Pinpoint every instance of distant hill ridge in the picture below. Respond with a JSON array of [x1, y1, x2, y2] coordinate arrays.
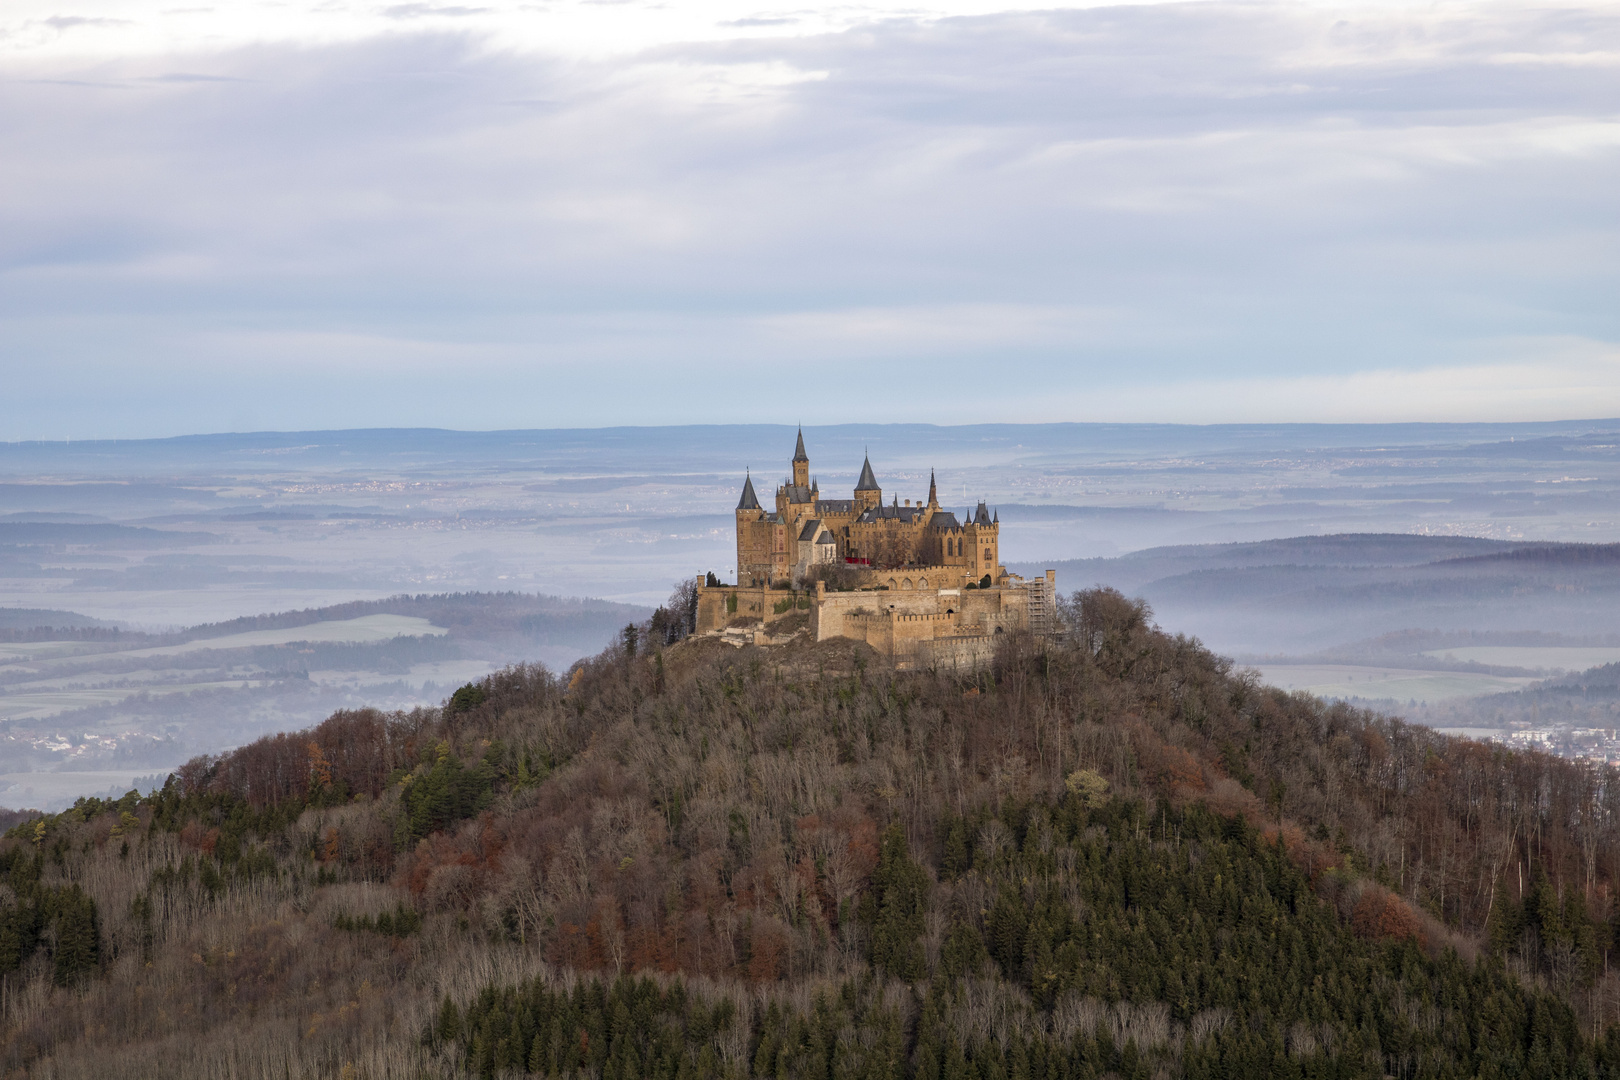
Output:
[[181, 590, 648, 642], [1009, 532, 1620, 655]]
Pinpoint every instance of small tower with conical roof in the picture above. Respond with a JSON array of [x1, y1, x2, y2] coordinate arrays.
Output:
[[791, 428, 810, 489], [735, 470, 767, 585], [927, 469, 939, 509], [854, 453, 882, 512]]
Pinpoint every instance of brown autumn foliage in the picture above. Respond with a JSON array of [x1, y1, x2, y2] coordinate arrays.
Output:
[[1350, 885, 1428, 947], [5, 589, 1620, 1076]]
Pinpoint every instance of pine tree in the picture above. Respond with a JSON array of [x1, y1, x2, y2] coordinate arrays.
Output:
[[863, 824, 929, 981], [50, 886, 98, 987]]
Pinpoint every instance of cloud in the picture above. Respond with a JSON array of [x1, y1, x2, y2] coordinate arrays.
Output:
[[0, 3, 1616, 436], [42, 14, 130, 30], [381, 4, 492, 18]]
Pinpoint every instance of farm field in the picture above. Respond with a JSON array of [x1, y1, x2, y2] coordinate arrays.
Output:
[[1252, 664, 1539, 704], [122, 614, 447, 658]]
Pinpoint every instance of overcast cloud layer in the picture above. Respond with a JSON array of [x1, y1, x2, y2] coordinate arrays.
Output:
[[2, 0, 1617, 436]]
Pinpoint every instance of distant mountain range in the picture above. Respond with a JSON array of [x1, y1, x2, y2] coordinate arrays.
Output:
[[1011, 533, 1620, 656]]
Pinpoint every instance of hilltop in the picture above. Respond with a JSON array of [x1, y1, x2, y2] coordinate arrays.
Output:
[[3, 590, 1620, 1078]]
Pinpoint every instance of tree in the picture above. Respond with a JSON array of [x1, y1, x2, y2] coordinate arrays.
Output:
[[650, 579, 699, 646], [448, 682, 488, 716], [50, 885, 99, 987], [861, 824, 929, 980]]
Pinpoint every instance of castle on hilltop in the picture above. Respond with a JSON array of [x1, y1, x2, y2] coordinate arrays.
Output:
[[696, 431, 1055, 669], [734, 428, 1004, 590]]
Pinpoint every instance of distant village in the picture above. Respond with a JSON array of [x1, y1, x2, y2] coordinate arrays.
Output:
[[1501, 723, 1620, 765]]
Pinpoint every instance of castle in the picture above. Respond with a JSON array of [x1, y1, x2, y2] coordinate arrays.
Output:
[[695, 431, 1055, 668]]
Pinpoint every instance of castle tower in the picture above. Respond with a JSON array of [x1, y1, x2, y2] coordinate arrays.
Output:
[[792, 428, 810, 489], [735, 471, 764, 585], [854, 454, 882, 511], [965, 500, 1000, 582], [927, 469, 939, 509]]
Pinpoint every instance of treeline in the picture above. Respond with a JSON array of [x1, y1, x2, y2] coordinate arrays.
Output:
[[0, 626, 128, 644], [7, 589, 1620, 1077], [1401, 662, 1620, 734]]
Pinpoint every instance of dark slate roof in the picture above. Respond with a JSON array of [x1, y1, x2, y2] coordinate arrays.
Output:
[[793, 428, 808, 463], [816, 499, 854, 514], [973, 502, 992, 525], [855, 455, 880, 492], [929, 512, 961, 530], [798, 518, 824, 541], [737, 473, 760, 511], [857, 504, 924, 523], [782, 483, 813, 503]]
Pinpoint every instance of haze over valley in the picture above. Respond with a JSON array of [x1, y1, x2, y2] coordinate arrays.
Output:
[[5, 419, 1620, 808]]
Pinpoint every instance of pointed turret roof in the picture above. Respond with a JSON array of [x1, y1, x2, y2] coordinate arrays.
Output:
[[855, 454, 880, 492], [927, 470, 938, 506], [792, 427, 808, 463], [737, 471, 761, 511], [974, 501, 991, 525]]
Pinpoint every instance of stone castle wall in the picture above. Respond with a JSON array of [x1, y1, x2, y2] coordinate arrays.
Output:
[[695, 572, 1054, 670]]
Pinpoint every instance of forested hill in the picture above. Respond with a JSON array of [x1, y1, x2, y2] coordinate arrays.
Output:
[[6, 590, 1620, 1078]]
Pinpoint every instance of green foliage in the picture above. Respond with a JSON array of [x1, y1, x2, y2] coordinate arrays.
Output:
[[0, 850, 100, 984], [50, 884, 100, 987], [860, 824, 929, 981], [450, 682, 489, 715], [334, 901, 422, 937], [403, 752, 495, 842]]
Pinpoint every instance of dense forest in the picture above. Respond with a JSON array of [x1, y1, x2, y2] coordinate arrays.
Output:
[[5, 588, 1620, 1078]]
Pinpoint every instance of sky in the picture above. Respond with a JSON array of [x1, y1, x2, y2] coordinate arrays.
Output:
[[2, 0, 1617, 437]]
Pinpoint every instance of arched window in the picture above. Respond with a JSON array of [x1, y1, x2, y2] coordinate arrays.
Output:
[[902, 578, 913, 590], [919, 578, 928, 588]]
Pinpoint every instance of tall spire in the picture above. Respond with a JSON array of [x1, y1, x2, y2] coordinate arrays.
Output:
[[792, 427, 808, 463], [855, 454, 880, 492], [927, 469, 938, 506], [737, 470, 761, 511]]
